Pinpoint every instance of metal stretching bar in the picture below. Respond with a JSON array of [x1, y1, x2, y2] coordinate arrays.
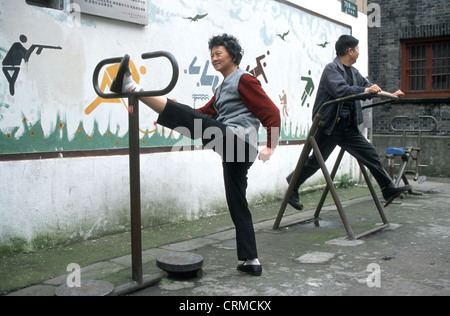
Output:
[[387, 115, 438, 188], [273, 92, 398, 240], [93, 52, 179, 286]]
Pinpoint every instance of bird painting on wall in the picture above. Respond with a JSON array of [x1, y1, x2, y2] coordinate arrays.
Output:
[[317, 41, 330, 48], [276, 30, 290, 41], [184, 13, 209, 22]]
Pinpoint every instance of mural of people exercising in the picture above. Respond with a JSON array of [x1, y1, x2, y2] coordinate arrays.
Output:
[[2, 35, 61, 96]]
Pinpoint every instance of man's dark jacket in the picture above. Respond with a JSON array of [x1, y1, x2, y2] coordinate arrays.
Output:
[[312, 57, 373, 135]]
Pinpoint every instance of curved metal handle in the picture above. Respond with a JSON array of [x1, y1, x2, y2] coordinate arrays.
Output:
[[318, 92, 398, 115], [390, 115, 438, 133], [93, 51, 179, 100]]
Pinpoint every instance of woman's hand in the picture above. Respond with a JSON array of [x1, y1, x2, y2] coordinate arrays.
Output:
[[258, 147, 274, 163]]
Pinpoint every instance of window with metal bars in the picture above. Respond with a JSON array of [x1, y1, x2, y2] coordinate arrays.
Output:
[[401, 37, 450, 98]]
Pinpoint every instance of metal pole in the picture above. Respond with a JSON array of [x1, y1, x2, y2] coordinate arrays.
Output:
[[314, 148, 346, 218], [92, 52, 179, 293], [128, 95, 143, 284], [358, 161, 389, 225], [272, 117, 322, 229], [309, 136, 355, 240]]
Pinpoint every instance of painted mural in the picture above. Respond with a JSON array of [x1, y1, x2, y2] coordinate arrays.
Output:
[[2, 35, 62, 96], [0, 0, 350, 155]]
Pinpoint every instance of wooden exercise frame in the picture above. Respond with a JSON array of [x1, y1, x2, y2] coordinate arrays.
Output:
[[273, 93, 399, 240]]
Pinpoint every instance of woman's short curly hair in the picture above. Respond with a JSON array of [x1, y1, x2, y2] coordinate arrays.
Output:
[[208, 34, 244, 65]]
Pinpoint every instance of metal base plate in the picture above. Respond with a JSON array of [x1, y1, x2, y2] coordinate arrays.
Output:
[[156, 252, 203, 273], [55, 280, 115, 296]]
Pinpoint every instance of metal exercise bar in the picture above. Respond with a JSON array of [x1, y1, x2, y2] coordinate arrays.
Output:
[[390, 115, 438, 135], [387, 115, 438, 187], [273, 92, 398, 240], [93, 51, 179, 99], [93, 52, 179, 286], [362, 97, 450, 110]]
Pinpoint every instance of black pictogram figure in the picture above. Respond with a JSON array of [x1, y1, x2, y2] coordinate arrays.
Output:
[[2, 35, 62, 96]]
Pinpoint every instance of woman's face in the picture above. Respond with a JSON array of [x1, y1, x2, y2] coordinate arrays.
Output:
[[210, 45, 237, 77]]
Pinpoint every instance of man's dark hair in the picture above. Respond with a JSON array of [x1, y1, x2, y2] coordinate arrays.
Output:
[[335, 35, 359, 56], [209, 34, 244, 65]]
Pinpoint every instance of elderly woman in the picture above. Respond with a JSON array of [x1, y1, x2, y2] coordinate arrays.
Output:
[[111, 34, 281, 276]]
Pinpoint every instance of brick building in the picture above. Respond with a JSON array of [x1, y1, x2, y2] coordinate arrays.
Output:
[[367, 0, 450, 176]]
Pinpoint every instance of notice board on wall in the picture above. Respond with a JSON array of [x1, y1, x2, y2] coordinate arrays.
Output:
[[71, 0, 148, 25]]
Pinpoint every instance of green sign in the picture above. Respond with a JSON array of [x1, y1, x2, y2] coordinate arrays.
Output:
[[342, 0, 358, 18]]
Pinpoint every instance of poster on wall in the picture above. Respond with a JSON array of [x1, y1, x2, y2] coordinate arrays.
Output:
[[0, 0, 350, 156], [71, 0, 148, 25]]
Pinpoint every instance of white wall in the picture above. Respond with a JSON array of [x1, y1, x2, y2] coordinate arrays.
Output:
[[0, 0, 368, 251], [292, 0, 370, 75]]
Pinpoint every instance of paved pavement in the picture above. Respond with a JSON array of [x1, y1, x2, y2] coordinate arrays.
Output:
[[3, 178, 450, 296]]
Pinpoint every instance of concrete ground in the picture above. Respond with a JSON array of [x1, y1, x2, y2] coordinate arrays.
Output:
[[2, 177, 450, 296]]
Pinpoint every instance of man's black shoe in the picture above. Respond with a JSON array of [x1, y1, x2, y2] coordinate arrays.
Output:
[[382, 184, 411, 207], [237, 264, 262, 276], [110, 54, 131, 93], [288, 191, 304, 211]]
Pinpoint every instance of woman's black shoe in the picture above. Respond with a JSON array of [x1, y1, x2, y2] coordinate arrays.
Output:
[[110, 54, 131, 93], [237, 264, 262, 276]]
